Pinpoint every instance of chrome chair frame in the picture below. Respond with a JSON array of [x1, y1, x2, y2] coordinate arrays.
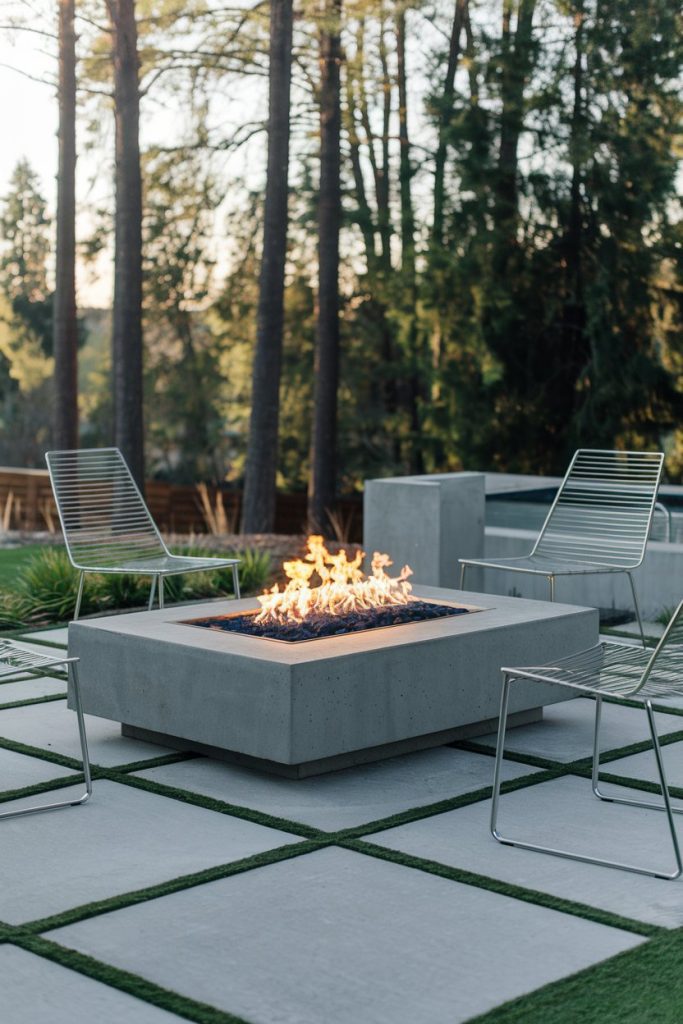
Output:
[[491, 600, 683, 879], [46, 448, 241, 619], [459, 450, 665, 647], [0, 642, 92, 818]]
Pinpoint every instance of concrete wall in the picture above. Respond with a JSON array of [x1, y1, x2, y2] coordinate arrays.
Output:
[[480, 527, 681, 619], [363, 473, 485, 588]]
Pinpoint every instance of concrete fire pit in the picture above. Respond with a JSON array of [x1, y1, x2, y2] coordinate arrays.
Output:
[[68, 586, 597, 777]]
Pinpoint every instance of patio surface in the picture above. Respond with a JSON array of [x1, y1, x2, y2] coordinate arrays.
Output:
[[2, 625, 683, 1023]]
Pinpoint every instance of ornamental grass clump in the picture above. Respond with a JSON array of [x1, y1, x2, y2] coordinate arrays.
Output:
[[0, 546, 272, 627]]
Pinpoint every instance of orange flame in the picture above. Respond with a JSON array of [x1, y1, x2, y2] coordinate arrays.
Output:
[[255, 535, 413, 624]]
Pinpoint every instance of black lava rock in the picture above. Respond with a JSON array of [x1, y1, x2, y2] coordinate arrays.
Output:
[[185, 600, 469, 643]]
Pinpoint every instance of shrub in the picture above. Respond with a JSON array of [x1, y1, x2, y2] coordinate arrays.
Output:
[[1, 545, 273, 626]]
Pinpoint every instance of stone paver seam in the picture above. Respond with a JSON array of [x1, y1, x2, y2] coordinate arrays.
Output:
[[340, 838, 661, 939], [0, 693, 67, 712], [12, 933, 254, 1024], [17, 838, 330, 935]]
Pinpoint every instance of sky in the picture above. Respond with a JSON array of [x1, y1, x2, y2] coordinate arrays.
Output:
[[0, 22, 117, 306]]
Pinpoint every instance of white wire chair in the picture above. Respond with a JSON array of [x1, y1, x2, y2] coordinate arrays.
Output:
[[459, 450, 664, 646], [46, 448, 241, 619], [0, 642, 92, 817], [491, 600, 683, 879]]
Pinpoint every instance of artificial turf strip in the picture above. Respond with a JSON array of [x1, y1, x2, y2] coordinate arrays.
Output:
[[0, 692, 67, 711], [13, 934, 254, 1024], [14, 634, 69, 651], [0, 773, 86, 806], [334, 767, 563, 841], [19, 838, 329, 935], [453, 738, 560, 770], [466, 927, 683, 1024], [0, 733, 85, 771], [342, 838, 661, 939], [113, 751, 202, 773]]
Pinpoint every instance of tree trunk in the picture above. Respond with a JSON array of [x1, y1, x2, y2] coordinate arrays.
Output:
[[396, 5, 423, 472], [53, 0, 79, 450], [308, 0, 342, 534], [493, 0, 536, 271], [432, 0, 467, 249], [107, 0, 144, 487], [241, 0, 294, 533]]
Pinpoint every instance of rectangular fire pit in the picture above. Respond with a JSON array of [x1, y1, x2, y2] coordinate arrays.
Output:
[[67, 586, 597, 777]]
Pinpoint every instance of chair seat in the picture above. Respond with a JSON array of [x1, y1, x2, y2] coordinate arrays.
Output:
[[460, 553, 628, 575], [0, 640, 72, 679], [503, 640, 682, 701], [94, 554, 241, 575]]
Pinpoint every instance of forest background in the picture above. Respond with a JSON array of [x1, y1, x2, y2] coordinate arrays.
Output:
[[0, 0, 680, 533]]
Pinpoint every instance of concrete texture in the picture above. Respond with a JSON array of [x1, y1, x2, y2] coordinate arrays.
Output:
[[68, 588, 597, 772], [363, 472, 485, 588], [0, 675, 66, 704], [370, 774, 683, 928], [0, 701, 179, 767], [480, 526, 681, 620], [23, 627, 70, 645], [0, 779, 296, 924], [135, 745, 541, 831], [48, 846, 641, 1024], [0, 946, 180, 1024], [0, 746, 78, 788], [476, 695, 683, 763]]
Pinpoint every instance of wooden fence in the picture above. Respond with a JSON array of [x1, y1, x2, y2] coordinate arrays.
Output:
[[0, 467, 363, 540]]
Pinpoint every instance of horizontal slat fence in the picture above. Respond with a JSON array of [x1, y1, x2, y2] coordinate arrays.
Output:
[[0, 468, 363, 541]]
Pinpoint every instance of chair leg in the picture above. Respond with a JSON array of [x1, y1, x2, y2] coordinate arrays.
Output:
[[625, 571, 646, 649], [148, 576, 157, 611], [74, 571, 85, 620], [158, 576, 165, 609], [592, 696, 683, 816], [460, 563, 467, 590], [645, 700, 683, 878], [232, 563, 241, 600], [548, 575, 555, 601], [490, 674, 512, 843], [0, 661, 92, 820], [491, 678, 682, 878]]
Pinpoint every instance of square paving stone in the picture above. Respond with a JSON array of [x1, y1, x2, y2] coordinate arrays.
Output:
[[0, 946, 181, 1024], [368, 774, 683, 928], [0, 701, 178, 767], [134, 746, 542, 832], [476, 696, 682, 763], [0, 779, 297, 924], [0, 746, 78, 793], [48, 846, 641, 1024], [22, 626, 70, 646], [0, 676, 66, 705]]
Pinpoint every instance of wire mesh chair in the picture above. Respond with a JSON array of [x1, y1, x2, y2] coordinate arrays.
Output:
[[0, 642, 92, 818], [459, 450, 664, 646], [46, 448, 241, 619], [491, 600, 683, 879]]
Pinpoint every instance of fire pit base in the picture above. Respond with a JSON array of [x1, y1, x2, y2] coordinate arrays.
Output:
[[122, 708, 542, 779], [68, 586, 597, 777]]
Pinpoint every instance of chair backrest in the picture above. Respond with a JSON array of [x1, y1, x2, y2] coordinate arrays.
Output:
[[631, 600, 683, 697], [532, 449, 664, 568], [46, 448, 167, 570]]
